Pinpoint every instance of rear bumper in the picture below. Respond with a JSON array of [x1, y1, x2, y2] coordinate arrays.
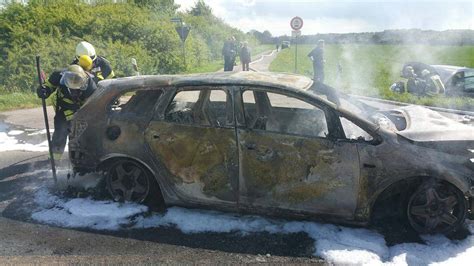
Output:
[[69, 143, 98, 174]]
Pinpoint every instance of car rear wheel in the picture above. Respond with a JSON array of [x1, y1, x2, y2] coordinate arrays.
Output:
[[407, 180, 467, 234], [105, 159, 163, 207]]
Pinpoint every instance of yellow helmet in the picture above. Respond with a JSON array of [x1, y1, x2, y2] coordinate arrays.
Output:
[[61, 65, 88, 90], [78, 55, 93, 71]]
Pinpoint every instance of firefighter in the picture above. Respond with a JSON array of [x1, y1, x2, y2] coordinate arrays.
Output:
[[240, 42, 251, 71], [222, 36, 237, 71], [36, 63, 97, 160], [421, 69, 445, 96], [72, 41, 114, 83], [308, 40, 325, 82]]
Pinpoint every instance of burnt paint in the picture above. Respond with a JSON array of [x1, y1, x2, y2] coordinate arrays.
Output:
[[145, 122, 238, 203], [238, 129, 360, 218]]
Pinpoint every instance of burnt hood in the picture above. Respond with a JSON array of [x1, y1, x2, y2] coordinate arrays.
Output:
[[394, 105, 474, 142]]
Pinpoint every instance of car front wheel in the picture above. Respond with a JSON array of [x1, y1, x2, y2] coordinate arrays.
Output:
[[407, 180, 467, 234]]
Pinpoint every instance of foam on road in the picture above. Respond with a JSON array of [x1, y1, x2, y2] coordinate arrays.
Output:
[[31, 187, 473, 265]]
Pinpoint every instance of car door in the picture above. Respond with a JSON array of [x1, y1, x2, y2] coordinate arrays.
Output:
[[236, 88, 360, 218], [144, 87, 239, 205]]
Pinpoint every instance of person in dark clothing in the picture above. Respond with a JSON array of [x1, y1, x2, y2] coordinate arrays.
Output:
[[72, 41, 114, 83], [240, 42, 251, 71], [36, 64, 97, 160], [222, 36, 237, 71], [308, 40, 325, 82]]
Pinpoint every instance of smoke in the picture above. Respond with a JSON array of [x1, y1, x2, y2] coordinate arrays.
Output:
[[329, 39, 450, 99]]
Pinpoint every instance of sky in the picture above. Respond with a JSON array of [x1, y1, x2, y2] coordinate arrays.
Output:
[[175, 0, 474, 36]]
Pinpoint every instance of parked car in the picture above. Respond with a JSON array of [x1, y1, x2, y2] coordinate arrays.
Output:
[[281, 41, 291, 49], [69, 72, 474, 235], [391, 62, 474, 97]]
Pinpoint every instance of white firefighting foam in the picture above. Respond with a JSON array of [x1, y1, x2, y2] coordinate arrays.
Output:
[[31, 188, 474, 265], [0, 125, 67, 152], [0, 130, 50, 152]]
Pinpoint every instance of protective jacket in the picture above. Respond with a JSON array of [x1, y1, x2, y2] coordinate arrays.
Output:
[[72, 55, 114, 82], [42, 70, 97, 121]]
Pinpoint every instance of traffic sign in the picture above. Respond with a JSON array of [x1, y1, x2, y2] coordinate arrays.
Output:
[[291, 30, 301, 38], [170, 17, 182, 23], [175, 26, 190, 42], [290, 16, 303, 30]]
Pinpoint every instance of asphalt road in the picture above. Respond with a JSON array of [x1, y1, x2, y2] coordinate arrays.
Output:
[[0, 146, 324, 264]]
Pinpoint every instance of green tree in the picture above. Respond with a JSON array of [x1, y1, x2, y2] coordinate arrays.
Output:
[[188, 0, 213, 17]]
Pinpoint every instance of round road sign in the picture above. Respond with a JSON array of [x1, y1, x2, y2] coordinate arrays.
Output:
[[290, 16, 303, 30]]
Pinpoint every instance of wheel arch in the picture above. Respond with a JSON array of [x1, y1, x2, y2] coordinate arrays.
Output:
[[98, 153, 165, 195], [369, 174, 470, 218]]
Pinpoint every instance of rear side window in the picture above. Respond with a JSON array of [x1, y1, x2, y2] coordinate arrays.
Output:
[[165, 88, 233, 128], [110, 89, 162, 116]]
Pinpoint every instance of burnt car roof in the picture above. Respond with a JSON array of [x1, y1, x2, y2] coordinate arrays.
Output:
[[98, 72, 314, 93]]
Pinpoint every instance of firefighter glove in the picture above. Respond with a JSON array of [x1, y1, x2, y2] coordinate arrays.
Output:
[[36, 85, 51, 98]]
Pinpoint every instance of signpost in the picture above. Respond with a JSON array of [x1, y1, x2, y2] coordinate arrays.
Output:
[[290, 16, 303, 73], [171, 17, 190, 67]]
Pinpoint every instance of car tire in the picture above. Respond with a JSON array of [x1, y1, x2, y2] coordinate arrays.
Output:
[[406, 180, 467, 235], [105, 159, 165, 211]]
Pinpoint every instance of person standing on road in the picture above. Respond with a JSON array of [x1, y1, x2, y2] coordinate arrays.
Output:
[[240, 42, 251, 71], [222, 36, 237, 71], [36, 64, 97, 161], [308, 40, 325, 82], [72, 41, 115, 83]]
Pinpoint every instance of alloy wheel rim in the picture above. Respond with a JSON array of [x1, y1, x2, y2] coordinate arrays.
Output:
[[408, 183, 463, 234], [107, 161, 149, 203]]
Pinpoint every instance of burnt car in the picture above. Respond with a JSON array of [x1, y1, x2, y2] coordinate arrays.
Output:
[[391, 62, 474, 97], [69, 72, 474, 235]]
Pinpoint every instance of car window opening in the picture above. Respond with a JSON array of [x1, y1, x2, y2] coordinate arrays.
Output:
[[242, 90, 329, 138], [165, 88, 233, 128], [110, 89, 163, 117]]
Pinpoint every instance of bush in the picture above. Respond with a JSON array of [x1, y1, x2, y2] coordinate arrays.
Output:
[[0, 0, 258, 93]]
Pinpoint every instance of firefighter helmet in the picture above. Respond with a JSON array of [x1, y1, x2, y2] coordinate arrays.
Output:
[[75, 41, 96, 61], [78, 55, 93, 71], [61, 65, 88, 90]]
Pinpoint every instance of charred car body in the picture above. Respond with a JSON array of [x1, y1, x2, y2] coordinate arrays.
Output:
[[69, 72, 474, 234], [391, 62, 474, 97]]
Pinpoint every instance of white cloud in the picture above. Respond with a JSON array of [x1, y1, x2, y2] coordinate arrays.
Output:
[[175, 0, 473, 35]]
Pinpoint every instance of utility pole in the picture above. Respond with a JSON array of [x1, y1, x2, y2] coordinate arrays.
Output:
[[295, 35, 298, 73]]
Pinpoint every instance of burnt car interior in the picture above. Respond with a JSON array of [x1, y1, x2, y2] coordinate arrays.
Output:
[[111, 89, 163, 117], [309, 83, 406, 138], [164, 88, 233, 128], [108, 83, 402, 144], [242, 89, 329, 138]]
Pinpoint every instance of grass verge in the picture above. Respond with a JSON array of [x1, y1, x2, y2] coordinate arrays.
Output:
[[0, 92, 43, 112]]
